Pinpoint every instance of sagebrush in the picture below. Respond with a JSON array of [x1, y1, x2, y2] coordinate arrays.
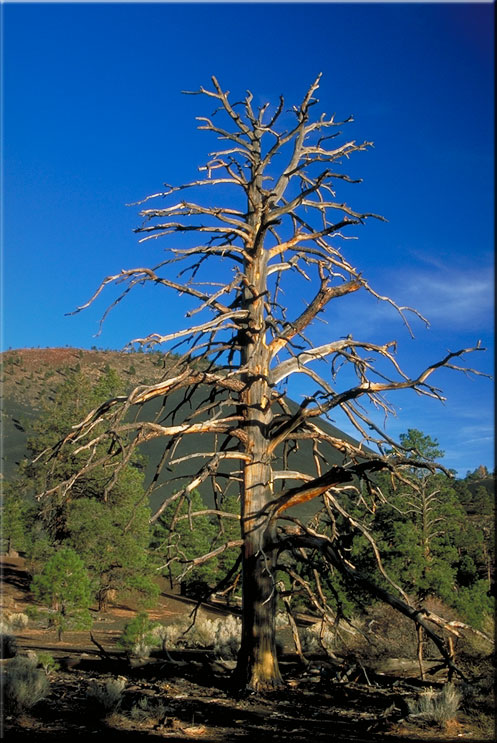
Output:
[[1, 655, 50, 713], [407, 684, 462, 727]]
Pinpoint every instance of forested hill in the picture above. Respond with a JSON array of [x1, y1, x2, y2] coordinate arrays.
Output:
[[1, 346, 363, 492], [2, 347, 494, 630], [1, 347, 170, 481], [2, 348, 493, 496]]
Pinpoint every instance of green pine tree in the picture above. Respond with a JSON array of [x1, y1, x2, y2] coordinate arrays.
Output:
[[151, 490, 217, 593], [30, 547, 93, 640], [1, 483, 32, 554], [9, 365, 157, 610], [352, 430, 494, 627], [66, 468, 158, 610]]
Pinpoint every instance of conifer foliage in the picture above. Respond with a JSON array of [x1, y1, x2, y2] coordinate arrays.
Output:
[[30, 547, 92, 640], [7, 366, 157, 611]]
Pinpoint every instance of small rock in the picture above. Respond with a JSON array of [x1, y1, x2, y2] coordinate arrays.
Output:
[[183, 724, 207, 737]]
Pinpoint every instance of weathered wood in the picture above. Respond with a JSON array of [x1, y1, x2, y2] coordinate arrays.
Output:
[[35, 76, 487, 695]]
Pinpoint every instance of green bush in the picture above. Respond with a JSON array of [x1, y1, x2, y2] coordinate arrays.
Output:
[[117, 612, 161, 659], [36, 651, 60, 677]]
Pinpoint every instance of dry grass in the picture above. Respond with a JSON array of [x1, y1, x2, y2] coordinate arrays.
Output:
[[407, 684, 462, 728]]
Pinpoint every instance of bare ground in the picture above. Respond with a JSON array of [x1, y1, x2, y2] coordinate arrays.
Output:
[[1, 555, 494, 742]]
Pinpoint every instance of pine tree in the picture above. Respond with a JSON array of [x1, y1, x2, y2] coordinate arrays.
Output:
[[1, 483, 32, 555], [352, 431, 494, 632], [151, 490, 218, 593], [30, 547, 92, 640], [11, 366, 156, 610]]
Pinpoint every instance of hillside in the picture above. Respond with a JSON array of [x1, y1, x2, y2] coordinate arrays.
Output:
[[1, 348, 168, 481], [1, 347, 168, 406], [2, 347, 493, 520], [0, 347, 362, 515]]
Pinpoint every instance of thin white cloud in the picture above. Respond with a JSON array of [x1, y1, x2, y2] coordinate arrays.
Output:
[[313, 264, 493, 343], [404, 270, 494, 329]]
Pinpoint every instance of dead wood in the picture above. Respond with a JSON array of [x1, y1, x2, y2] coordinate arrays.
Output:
[[34, 75, 488, 694]]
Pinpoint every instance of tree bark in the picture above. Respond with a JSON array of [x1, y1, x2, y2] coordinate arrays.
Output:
[[234, 198, 284, 690], [235, 528, 283, 690], [235, 377, 284, 689]]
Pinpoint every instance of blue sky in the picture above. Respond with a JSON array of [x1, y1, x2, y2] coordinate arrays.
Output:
[[2, 2, 494, 477]]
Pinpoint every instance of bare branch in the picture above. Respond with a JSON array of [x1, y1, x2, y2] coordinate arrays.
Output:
[[38, 75, 489, 693]]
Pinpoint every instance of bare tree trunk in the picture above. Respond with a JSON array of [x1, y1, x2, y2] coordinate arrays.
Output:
[[235, 368, 283, 689], [235, 224, 284, 690], [98, 586, 110, 613], [236, 531, 283, 690], [235, 406, 283, 689], [416, 623, 425, 680]]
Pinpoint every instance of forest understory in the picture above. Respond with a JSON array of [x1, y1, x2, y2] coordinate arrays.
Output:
[[2, 555, 494, 742]]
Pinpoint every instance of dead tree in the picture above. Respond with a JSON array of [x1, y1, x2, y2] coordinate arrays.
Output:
[[39, 75, 487, 691]]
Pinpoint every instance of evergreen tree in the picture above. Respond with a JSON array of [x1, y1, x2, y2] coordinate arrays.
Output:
[[66, 473, 158, 610], [351, 430, 494, 627], [211, 493, 243, 601], [9, 366, 157, 610], [30, 547, 92, 640], [151, 490, 217, 592], [1, 483, 32, 554]]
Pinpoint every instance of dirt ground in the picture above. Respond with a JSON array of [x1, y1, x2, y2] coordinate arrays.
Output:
[[1, 555, 494, 741]]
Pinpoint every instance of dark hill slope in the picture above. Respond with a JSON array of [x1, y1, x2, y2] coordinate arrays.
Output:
[[1, 348, 365, 519], [1, 347, 167, 479]]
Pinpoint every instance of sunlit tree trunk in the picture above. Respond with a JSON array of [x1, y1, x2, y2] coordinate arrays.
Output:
[[235, 196, 284, 689]]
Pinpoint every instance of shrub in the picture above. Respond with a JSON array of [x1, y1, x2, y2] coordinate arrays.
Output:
[[87, 676, 126, 715], [1, 632, 18, 659], [117, 612, 161, 659], [6, 612, 29, 630], [2, 655, 50, 713], [152, 620, 186, 650], [154, 612, 241, 659], [299, 621, 337, 655], [152, 615, 210, 650], [129, 695, 169, 723], [152, 612, 241, 658], [36, 651, 60, 677], [275, 611, 290, 629], [407, 684, 462, 728], [213, 614, 241, 659]]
